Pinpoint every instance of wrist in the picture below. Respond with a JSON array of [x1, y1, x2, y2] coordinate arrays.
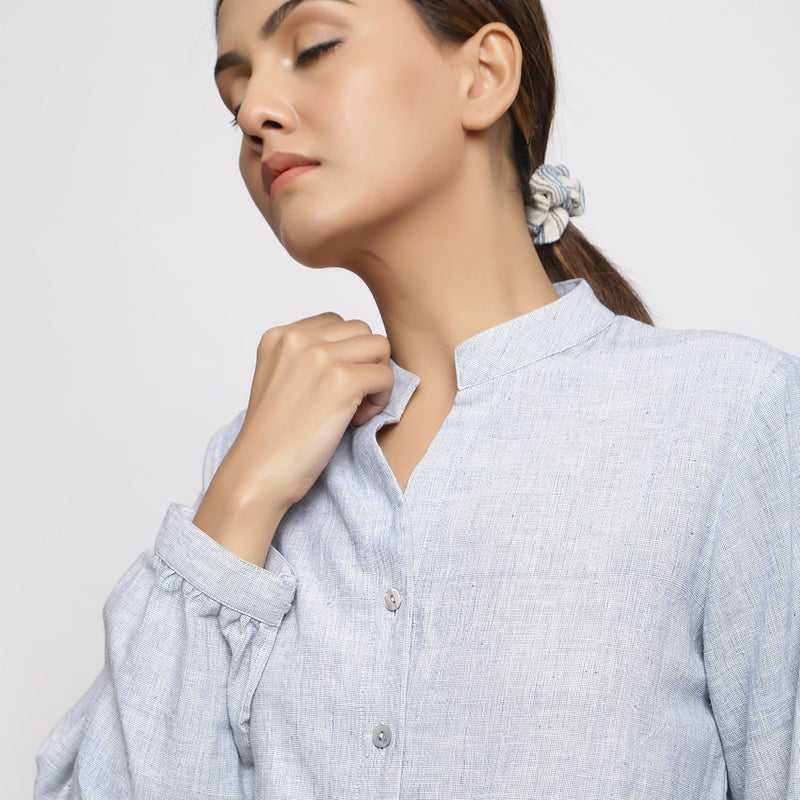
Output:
[[193, 479, 289, 567]]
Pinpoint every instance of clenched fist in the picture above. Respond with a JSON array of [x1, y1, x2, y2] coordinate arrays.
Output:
[[193, 313, 393, 565]]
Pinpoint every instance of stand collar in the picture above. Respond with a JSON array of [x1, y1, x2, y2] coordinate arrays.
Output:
[[381, 279, 615, 420]]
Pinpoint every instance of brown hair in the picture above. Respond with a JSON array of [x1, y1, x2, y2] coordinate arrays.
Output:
[[215, 0, 652, 324]]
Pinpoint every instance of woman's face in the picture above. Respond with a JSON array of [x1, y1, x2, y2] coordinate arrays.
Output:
[[215, 0, 467, 268]]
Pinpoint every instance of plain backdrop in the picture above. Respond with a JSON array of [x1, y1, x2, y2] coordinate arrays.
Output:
[[2, 0, 798, 795]]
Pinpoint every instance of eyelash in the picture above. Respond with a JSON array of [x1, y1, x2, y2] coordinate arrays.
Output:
[[295, 38, 342, 67], [229, 38, 343, 128]]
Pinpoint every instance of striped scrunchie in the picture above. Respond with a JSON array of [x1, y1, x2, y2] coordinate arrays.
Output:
[[526, 164, 586, 245]]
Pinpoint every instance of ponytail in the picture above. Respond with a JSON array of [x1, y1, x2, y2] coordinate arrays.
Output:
[[536, 224, 653, 325]]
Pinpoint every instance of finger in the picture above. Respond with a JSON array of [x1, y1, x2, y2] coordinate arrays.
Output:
[[347, 362, 395, 424], [275, 315, 372, 341], [265, 320, 376, 362], [316, 334, 391, 366], [311, 319, 376, 344], [351, 395, 390, 427], [286, 311, 345, 329], [253, 320, 378, 394]]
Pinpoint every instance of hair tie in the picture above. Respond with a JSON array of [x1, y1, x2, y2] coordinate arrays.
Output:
[[526, 164, 586, 245]]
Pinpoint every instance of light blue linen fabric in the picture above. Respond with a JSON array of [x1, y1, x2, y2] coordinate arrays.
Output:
[[35, 279, 800, 799]]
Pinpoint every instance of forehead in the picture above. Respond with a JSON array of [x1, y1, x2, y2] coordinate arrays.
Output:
[[218, 0, 361, 35], [216, 0, 430, 42]]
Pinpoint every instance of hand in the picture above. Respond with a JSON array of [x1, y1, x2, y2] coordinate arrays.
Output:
[[192, 313, 393, 566]]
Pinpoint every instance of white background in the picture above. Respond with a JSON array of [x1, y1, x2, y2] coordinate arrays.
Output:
[[2, 0, 798, 795]]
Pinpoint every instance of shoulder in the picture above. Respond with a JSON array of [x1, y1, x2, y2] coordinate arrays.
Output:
[[611, 312, 789, 371], [558, 279, 795, 398], [598, 312, 798, 407], [559, 304, 799, 457]]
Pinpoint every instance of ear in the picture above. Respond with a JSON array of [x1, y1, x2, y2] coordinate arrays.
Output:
[[457, 22, 522, 133]]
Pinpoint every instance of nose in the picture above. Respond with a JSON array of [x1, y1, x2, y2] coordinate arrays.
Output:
[[236, 72, 298, 152]]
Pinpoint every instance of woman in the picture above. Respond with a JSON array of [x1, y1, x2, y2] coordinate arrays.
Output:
[[35, 0, 799, 797]]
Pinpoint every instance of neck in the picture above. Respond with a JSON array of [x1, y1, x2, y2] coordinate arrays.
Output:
[[341, 160, 559, 394]]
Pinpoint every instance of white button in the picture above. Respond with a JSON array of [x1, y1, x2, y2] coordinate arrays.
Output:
[[384, 588, 402, 612], [372, 724, 392, 749]]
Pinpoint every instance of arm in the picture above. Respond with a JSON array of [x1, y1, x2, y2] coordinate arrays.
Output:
[[703, 354, 800, 799], [35, 313, 393, 798], [34, 421, 298, 800]]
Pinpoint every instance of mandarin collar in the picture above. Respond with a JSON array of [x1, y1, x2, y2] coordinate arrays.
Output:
[[380, 279, 615, 421]]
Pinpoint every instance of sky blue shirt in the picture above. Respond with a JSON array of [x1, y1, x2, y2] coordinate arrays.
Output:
[[35, 279, 800, 799]]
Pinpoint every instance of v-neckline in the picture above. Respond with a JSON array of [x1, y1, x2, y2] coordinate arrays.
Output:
[[375, 392, 456, 494]]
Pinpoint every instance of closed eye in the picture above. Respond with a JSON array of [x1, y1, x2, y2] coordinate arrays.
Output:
[[295, 38, 342, 67]]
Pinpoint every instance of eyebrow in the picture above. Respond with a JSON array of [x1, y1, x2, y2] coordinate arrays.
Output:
[[214, 0, 355, 78]]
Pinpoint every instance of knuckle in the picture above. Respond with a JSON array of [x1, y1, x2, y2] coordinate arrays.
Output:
[[305, 342, 330, 369], [376, 336, 392, 360], [280, 327, 308, 356], [257, 327, 281, 356], [330, 363, 350, 386], [323, 363, 351, 394], [378, 364, 395, 388]]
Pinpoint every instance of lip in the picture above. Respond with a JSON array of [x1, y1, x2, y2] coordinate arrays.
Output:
[[263, 152, 320, 195]]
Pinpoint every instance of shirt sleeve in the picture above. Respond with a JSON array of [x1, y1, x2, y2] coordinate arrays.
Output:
[[703, 354, 800, 799], [34, 414, 298, 799]]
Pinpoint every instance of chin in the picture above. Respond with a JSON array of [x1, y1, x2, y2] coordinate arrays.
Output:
[[271, 205, 364, 270], [270, 221, 337, 269]]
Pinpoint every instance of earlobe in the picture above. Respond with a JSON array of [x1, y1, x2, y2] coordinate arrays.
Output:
[[460, 23, 522, 132]]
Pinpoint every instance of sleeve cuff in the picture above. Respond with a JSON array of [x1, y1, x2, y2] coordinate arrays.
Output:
[[154, 503, 298, 626]]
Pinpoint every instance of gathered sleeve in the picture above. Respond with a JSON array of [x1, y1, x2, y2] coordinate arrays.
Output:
[[703, 354, 800, 799], [35, 414, 298, 799]]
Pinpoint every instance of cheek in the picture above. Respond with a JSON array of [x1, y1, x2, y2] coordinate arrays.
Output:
[[349, 54, 456, 173], [325, 56, 430, 160]]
